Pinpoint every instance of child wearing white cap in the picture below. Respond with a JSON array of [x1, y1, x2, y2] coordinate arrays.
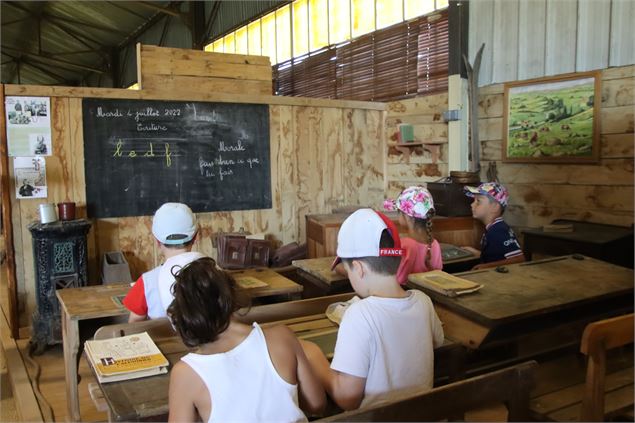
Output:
[[301, 209, 444, 410], [384, 186, 443, 284], [123, 202, 204, 322]]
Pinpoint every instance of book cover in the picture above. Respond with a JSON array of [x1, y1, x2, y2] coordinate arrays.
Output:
[[85, 331, 168, 383], [408, 270, 483, 297]]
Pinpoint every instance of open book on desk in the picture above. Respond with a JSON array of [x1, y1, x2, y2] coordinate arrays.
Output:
[[408, 270, 483, 297], [85, 331, 169, 383]]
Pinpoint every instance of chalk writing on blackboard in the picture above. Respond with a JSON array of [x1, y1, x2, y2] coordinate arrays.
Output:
[[83, 99, 271, 218]]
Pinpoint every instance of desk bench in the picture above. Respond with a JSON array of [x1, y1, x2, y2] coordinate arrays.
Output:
[[57, 268, 303, 422], [93, 294, 467, 421]]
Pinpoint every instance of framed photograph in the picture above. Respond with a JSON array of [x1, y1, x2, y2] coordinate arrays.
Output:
[[503, 71, 600, 163]]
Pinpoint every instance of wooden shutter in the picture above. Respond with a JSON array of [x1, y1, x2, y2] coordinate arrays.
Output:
[[273, 10, 448, 101], [417, 10, 449, 95]]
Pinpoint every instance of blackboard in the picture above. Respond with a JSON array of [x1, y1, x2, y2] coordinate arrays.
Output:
[[82, 98, 271, 218]]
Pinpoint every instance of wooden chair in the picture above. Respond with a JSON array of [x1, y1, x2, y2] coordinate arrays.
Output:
[[318, 361, 536, 422], [530, 313, 634, 421], [580, 313, 634, 421]]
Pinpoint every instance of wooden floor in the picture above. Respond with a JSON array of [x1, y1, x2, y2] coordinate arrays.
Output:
[[15, 339, 107, 423]]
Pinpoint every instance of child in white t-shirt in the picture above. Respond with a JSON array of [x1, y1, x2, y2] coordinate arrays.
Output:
[[301, 209, 444, 410]]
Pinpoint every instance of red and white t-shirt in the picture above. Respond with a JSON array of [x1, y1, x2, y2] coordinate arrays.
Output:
[[122, 251, 204, 319]]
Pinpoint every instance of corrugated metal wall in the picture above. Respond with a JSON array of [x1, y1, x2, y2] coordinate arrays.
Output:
[[469, 0, 635, 86], [207, 1, 285, 39], [108, 1, 285, 88]]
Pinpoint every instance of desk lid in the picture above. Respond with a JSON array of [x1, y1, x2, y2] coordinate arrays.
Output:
[[416, 255, 634, 326]]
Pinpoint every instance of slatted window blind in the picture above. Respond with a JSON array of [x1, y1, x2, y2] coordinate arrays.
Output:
[[273, 11, 448, 101]]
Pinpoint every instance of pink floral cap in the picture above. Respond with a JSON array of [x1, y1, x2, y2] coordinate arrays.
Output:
[[464, 182, 509, 208], [383, 186, 435, 219]]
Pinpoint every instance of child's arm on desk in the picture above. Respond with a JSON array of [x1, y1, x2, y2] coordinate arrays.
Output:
[[300, 340, 366, 411]]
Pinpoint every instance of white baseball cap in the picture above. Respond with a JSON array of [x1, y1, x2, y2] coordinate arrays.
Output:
[[331, 208, 403, 269], [152, 203, 197, 245]]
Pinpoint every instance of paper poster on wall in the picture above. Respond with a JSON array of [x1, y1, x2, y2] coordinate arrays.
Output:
[[14, 156, 47, 199], [5, 96, 52, 157]]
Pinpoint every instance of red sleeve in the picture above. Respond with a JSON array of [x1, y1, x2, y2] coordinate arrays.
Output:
[[122, 275, 148, 317]]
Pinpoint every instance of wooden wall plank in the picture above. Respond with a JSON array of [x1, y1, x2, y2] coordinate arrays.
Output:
[[577, 0, 611, 71], [277, 105, 298, 244], [609, 0, 635, 66], [601, 77, 635, 108], [387, 144, 449, 164], [507, 184, 633, 212], [387, 163, 449, 182], [506, 205, 634, 228], [492, 0, 519, 83], [602, 65, 635, 81], [601, 105, 634, 135], [478, 117, 503, 141], [141, 75, 272, 96], [478, 94, 504, 118], [385, 93, 448, 116], [141, 57, 272, 81], [139, 44, 272, 67], [4, 84, 385, 111], [0, 84, 20, 336], [601, 134, 634, 159], [294, 106, 322, 243], [545, 0, 577, 76], [481, 159, 634, 186], [469, 0, 495, 86], [322, 107, 345, 211], [344, 109, 384, 208]]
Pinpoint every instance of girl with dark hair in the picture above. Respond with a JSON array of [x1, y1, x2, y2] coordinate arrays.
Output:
[[383, 186, 442, 285], [167, 257, 325, 422]]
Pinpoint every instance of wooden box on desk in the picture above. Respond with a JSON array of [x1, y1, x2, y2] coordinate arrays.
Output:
[[306, 212, 483, 258]]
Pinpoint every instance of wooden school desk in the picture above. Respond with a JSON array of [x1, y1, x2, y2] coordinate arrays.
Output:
[[522, 219, 634, 269], [306, 212, 483, 258], [407, 255, 634, 352], [93, 294, 464, 422], [56, 268, 303, 422], [292, 244, 478, 295]]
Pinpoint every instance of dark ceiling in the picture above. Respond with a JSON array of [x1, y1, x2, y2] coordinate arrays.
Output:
[[2, 1, 180, 86], [1, 1, 277, 87]]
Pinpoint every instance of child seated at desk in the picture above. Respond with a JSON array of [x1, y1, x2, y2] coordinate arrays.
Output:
[[384, 186, 443, 284], [461, 182, 524, 266], [301, 209, 444, 410], [167, 257, 325, 423], [123, 202, 204, 322]]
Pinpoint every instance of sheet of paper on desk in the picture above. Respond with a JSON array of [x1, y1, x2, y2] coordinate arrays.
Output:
[[408, 270, 483, 297], [235, 276, 268, 289]]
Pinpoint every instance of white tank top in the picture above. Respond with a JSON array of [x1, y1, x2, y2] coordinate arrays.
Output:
[[180, 323, 307, 423]]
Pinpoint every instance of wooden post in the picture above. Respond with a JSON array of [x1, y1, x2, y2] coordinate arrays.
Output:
[[0, 84, 20, 338]]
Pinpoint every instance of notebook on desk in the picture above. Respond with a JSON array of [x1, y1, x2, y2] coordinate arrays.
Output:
[[408, 270, 483, 297], [440, 244, 474, 261]]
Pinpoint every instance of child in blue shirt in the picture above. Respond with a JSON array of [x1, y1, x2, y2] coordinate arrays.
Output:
[[461, 182, 523, 265]]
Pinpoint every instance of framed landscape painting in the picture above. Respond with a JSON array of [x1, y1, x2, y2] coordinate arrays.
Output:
[[503, 71, 600, 163]]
